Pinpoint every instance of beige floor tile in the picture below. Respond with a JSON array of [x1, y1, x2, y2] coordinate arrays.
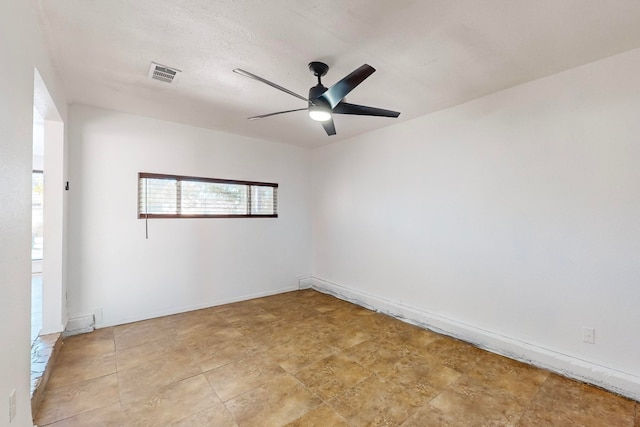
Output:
[[188, 334, 268, 372], [316, 301, 353, 312], [290, 321, 349, 351], [227, 316, 281, 333], [121, 374, 219, 427], [421, 336, 485, 373], [263, 334, 339, 373], [239, 318, 299, 348], [377, 352, 461, 399], [293, 353, 372, 401], [583, 383, 636, 426], [179, 324, 248, 349], [47, 351, 116, 388], [202, 300, 241, 313], [116, 338, 191, 371], [342, 338, 412, 373], [329, 374, 427, 426], [39, 402, 123, 427], [284, 404, 351, 427], [399, 404, 467, 427], [326, 302, 375, 319], [351, 312, 403, 337], [172, 310, 233, 336], [283, 316, 327, 336], [58, 328, 115, 360], [262, 303, 324, 322], [224, 375, 321, 427], [247, 293, 281, 305], [114, 317, 177, 350], [173, 306, 230, 322], [35, 374, 120, 426], [516, 402, 582, 426], [167, 402, 238, 427], [225, 306, 279, 325], [178, 323, 244, 346], [376, 322, 440, 351], [327, 328, 372, 350], [466, 351, 549, 402], [117, 349, 201, 402], [311, 300, 343, 313], [300, 314, 370, 345], [222, 299, 265, 310], [531, 374, 636, 427], [307, 314, 373, 350], [429, 375, 528, 425], [204, 353, 287, 401], [261, 289, 315, 305]]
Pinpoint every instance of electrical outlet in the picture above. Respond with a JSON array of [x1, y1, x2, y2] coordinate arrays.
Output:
[[582, 327, 595, 344], [9, 389, 16, 422]]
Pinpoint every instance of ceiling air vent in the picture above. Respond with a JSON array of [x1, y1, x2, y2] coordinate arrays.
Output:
[[147, 62, 181, 84]]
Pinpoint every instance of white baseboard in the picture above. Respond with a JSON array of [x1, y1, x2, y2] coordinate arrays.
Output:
[[298, 275, 313, 289], [39, 324, 64, 336], [310, 276, 640, 401], [93, 285, 301, 329], [63, 314, 94, 337]]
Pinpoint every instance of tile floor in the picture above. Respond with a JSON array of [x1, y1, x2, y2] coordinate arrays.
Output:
[[31, 332, 62, 416], [35, 289, 639, 427]]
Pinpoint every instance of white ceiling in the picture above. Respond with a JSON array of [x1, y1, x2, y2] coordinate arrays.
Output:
[[34, 0, 640, 148]]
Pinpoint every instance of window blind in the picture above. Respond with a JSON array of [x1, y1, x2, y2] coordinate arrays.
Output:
[[138, 173, 278, 218]]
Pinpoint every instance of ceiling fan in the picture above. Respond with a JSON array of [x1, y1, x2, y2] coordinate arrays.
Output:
[[233, 62, 400, 136]]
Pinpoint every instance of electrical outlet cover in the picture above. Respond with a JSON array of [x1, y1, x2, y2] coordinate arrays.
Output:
[[582, 327, 595, 344]]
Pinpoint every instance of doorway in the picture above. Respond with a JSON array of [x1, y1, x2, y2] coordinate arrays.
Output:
[[32, 109, 44, 343], [32, 68, 66, 341]]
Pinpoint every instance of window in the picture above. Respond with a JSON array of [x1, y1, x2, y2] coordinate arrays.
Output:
[[138, 173, 278, 218], [32, 170, 44, 260]]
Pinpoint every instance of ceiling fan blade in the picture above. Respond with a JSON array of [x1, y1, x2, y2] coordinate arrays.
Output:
[[321, 118, 336, 136], [233, 69, 309, 103], [333, 102, 400, 118], [247, 108, 308, 120], [319, 64, 375, 109]]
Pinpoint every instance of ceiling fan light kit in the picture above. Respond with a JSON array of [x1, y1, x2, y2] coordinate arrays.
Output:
[[233, 61, 400, 136], [308, 107, 332, 122]]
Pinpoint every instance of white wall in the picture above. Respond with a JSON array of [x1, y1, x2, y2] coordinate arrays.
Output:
[[32, 109, 44, 171], [0, 1, 67, 425], [42, 119, 67, 334], [67, 105, 311, 327], [312, 48, 640, 399]]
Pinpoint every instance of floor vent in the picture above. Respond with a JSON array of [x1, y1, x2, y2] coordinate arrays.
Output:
[[148, 62, 181, 84]]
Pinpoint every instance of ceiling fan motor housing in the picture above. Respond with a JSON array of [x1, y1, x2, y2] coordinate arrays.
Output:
[[309, 84, 329, 105]]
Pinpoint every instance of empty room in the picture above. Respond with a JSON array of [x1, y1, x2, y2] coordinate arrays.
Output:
[[1, 1, 640, 426]]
